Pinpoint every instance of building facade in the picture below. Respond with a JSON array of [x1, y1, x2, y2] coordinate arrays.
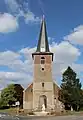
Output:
[[23, 17, 63, 112]]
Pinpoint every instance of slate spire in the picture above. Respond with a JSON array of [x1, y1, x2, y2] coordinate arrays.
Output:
[[36, 15, 50, 52]]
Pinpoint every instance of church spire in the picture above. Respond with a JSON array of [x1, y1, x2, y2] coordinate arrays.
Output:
[[36, 15, 50, 52]]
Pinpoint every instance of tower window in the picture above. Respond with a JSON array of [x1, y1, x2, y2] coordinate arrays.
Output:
[[41, 57, 45, 64], [42, 83, 44, 87], [41, 60, 45, 64]]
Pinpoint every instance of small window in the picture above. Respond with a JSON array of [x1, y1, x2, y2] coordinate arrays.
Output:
[[42, 83, 44, 87], [41, 57, 45, 64], [41, 59, 45, 64]]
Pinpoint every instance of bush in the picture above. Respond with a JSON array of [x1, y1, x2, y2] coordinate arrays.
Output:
[[28, 111, 35, 115], [0, 99, 8, 109]]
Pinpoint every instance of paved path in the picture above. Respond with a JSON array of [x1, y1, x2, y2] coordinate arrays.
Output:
[[0, 113, 83, 120], [19, 115, 83, 120]]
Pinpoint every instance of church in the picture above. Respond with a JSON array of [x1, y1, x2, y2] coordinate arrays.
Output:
[[23, 16, 63, 112]]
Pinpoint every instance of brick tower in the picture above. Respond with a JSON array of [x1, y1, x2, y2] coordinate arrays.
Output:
[[32, 16, 54, 111]]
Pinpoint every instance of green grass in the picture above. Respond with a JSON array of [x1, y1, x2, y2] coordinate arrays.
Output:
[[50, 110, 83, 116], [61, 110, 83, 116], [0, 108, 27, 116], [0, 108, 17, 114]]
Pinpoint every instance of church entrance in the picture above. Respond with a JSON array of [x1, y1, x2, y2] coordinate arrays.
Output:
[[39, 95, 47, 110]]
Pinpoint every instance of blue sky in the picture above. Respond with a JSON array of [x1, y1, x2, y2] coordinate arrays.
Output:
[[0, 0, 83, 89]]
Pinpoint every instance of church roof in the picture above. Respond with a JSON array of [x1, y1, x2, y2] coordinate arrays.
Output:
[[24, 82, 60, 92], [36, 16, 50, 52]]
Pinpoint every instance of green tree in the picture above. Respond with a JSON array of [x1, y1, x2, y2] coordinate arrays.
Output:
[[0, 84, 24, 108], [59, 66, 82, 111], [1, 84, 17, 107], [14, 84, 24, 108]]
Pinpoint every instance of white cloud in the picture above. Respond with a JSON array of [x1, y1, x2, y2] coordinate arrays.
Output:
[[5, 0, 40, 24], [50, 41, 80, 63], [0, 13, 18, 33], [0, 72, 32, 89], [64, 25, 83, 45], [19, 47, 36, 56], [0, 0, 40, 34], [71, 63, 83, 74], [24, 11, 40, 24], [0, 72, 32, 82], [48, 37, 55, 43], [0, 41, 83, 89], [5, 0, 20, 15], [50, 41, 82, 82], [0, 50, 20, 66]]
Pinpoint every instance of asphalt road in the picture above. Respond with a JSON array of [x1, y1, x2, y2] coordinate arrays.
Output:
[[0, 113, 83, 120]]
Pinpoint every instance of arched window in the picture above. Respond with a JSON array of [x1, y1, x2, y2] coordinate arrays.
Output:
[[41, 57, 45, 59], [42, 83, 44, 87], [41, 57, 45, 64]]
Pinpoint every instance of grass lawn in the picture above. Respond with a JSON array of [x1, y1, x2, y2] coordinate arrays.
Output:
[[0, 108, 27, 116], [0, 108, 18, 114]]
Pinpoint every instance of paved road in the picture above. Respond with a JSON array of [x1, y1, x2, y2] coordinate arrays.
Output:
[[0, 113, 83, 120]]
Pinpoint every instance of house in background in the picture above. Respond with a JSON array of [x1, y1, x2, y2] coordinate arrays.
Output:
[[23, 16, 63, 112]]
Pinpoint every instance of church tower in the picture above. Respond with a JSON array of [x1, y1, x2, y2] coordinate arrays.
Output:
[[32, 16, 54, 110]]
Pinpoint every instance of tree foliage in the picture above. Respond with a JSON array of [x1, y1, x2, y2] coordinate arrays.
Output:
[[59, 66, 83, 111], [14, 84, 24, 108], [0, 84, 24, 108]]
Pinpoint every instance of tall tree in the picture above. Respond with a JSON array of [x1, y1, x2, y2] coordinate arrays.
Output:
[[14, 84, 24, 108], [59, 66, 82, 111]]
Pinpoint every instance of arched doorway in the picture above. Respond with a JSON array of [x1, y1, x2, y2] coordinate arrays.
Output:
[[39, 95, 47, 110]]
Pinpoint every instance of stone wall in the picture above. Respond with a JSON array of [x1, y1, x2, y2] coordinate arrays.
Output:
[[23, 85, 33, 110]]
